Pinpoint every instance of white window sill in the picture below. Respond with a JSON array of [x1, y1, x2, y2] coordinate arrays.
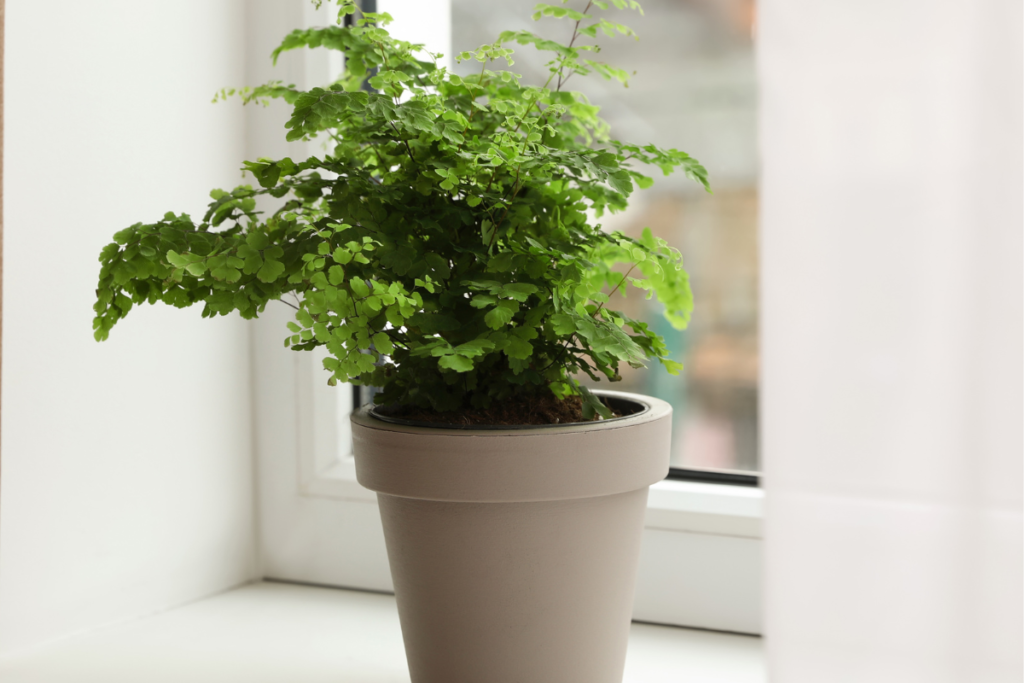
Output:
[[647, 478, 763, 537], [0, 582, 766, 682], [303, 456, 764, 539]]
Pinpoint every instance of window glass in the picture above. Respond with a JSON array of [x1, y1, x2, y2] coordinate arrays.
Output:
[[452, 0, 760, 471]]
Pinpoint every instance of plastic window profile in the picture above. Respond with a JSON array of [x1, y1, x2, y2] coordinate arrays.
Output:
[[304, 370, 763, 539]]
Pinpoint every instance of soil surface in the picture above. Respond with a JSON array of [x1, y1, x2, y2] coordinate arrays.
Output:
[[383, 394, 621, 427]]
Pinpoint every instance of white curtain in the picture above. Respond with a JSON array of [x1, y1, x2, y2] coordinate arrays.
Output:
[[760, 1, 1022, 681]]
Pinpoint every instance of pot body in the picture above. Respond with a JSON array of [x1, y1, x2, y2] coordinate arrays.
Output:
[[351, 391, 671, 683]]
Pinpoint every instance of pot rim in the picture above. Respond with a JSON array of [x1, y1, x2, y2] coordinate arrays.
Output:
[[367, 392, 650, 431], [350, 390, 672, 502]]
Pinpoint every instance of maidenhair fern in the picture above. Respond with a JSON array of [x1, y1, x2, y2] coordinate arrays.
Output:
[[93, 0, 709, 418]]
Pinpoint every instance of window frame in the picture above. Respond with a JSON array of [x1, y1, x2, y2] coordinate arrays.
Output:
[[253, 325, 762, 633], [250, 0, 763, 635]]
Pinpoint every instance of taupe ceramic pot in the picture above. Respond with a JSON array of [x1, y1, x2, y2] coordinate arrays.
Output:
[[351, 390, 671, 683]]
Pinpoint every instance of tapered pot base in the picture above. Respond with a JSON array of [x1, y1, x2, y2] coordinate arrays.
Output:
[[352, 391, 672, 683], [379, 489, 649, 683]]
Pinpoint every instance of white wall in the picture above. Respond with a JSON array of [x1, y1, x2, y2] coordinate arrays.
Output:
[[761, 0, 1022, 681], [1, 1, 256, 654]]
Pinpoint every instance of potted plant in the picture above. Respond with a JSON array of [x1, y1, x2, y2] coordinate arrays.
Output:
[[93, 1, 710, 680]]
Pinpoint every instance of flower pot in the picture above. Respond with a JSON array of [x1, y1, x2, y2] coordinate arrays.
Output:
[[351, 390, 671, 683]]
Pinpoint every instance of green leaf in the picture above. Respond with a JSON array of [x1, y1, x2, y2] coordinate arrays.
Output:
[[439, 354, 474, 372], [372, 332, 394, 354], [454, 339, 496, 357], [464, 279, 504, 293], [424, 253, 451, 279], [504, 335, 533, 360], [350, 279, 370, 297], [385, 305, 405, 327], [484, 304, 514, 329], [550, 313, 576, 335], [113, 228, 134, 245], [246, 231, 270, 250], [488, 252, 516, 272], [212, 264, 242, 282], [501, 283, 538, 302], [470, 294, 497, 309], [257, 258, 285, 283], [578, 383, 613, 420], [660, 358, 683, 375], [480, 220, 494, 245]]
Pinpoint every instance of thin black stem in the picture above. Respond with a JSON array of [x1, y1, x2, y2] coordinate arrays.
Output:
[[387, 120, 417, 162], [556, 1, 594, 92], [594, 262, 637, 316]]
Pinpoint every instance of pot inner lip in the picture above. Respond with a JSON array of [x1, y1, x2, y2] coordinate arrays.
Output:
[[367, 394, 651, 431]]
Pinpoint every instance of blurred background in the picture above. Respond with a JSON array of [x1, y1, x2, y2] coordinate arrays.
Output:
[[2, 1, 1020, 679], [454, 0, 759, 471]]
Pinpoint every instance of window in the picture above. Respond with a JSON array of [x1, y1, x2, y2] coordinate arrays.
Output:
[[252, 0, 763, 635], [452, 0, 761, 475]]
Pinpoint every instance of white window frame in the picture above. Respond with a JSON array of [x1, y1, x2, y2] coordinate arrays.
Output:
[[250, 0, 762, 636]]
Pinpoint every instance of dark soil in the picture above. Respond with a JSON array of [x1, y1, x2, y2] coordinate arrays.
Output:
[[384, 393, 621, 427]]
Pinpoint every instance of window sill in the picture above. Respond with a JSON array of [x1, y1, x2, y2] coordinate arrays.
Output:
[[646, 479, 763, 537], [0, 582, 766, 682], [303, 458, 764, 539]]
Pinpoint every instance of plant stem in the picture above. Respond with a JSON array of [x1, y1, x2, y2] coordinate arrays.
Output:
[[593, 262, 636, 316], [484, 2, 594, 249], [457, 58, 490, 152], [556, 1, 594, 92], [375, 40, 417, 163]]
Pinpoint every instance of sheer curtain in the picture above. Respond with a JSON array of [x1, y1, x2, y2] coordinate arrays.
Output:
[[760, 1, 1022, 681]]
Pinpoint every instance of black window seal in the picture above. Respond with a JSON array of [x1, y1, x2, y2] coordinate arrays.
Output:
[[665, 467, 760, 487]]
